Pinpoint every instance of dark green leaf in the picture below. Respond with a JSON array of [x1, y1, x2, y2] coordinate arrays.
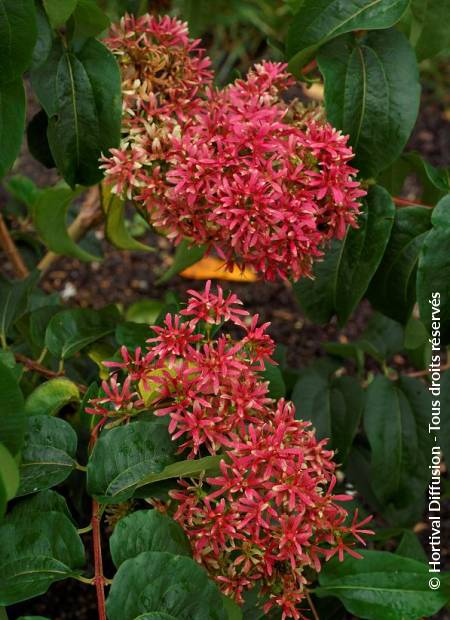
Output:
[[411, 0, 450, 61], [87, 420, 178, 503], [5, 175, 40, 209], [222, 596, 243, 620], [368, 206, 432, 323], [292, 369, 363, 462], [32, 186, 100, 261], [0, 78, 26, 178], [72, 0, 110, 38], [43, 0, 77, 28], [396, 530, 427, 563], [417, 195, 450, 343], [27, 109, 56, 169], [29, 305, 62, 350], [137, 454, 222, 491], [356, 312, 404, 363], [0, 503, 84, 604], [293, 186, 394, 325], [110, 510, 191, 568], [364, 376, 433, 524], [0, 0, 37, 84], [31, 4, 53, 70], [287, 0, 409, 73], [0, 361, 25, 456], [106, 551, 227, 620], [17, 416, 77, 496], [12, 489, 74, 521], [45, 305, 119, 359], [316, 550, 449, 620], [24, 378, 80, 417], [0, 271, 39, 345], [157, 240, 206, 285], [116, 321, 152, 349], [317, 29, 420, 177], [262, 361, 285, 399]]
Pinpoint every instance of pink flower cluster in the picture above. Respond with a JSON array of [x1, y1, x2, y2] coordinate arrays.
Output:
[[87, 283, 373, 619], [102, 15, 366, 280]]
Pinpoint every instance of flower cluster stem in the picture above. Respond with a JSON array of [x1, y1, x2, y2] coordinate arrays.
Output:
[[92, 499, 107, 620]]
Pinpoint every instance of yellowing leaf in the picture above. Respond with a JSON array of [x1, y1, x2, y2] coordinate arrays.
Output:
[[180, 257, 258, 282]]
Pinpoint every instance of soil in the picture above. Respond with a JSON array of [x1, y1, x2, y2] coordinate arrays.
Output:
[[3, 68, 450, 620]]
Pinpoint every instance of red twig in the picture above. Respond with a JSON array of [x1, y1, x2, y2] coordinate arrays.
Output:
[[14, 353, 87, 393], [92, 498, 107, 620], [392, 196, 433, 208], [301, 58, 318, 75]]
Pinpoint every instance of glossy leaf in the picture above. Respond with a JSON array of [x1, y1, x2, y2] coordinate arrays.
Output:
[[12, 489, 74, 522], [106, 551, 227, 620], [317, 29, 420, 177], [364, 376, 433, 524], [137, 454, 222, 491], [157, 240, 207, 284], [411, 0, 450, 61], [116, 321, 152, 349], [0, 0, 37, 84], [262, 361, 285, 399], [17, 416, 77, 497], [368, 206, 432, 323], [45, 305, 120, 359], [287, 0, 409, 73], [25, 378, 80, 417], [396, 530, 427, 563], [0, 78, 26, 178], [28, 305, 62, 351], [43, 0, 77, 27], [110, 510, 191, 568], [5, 175, 40, 209], [87, 420, 178, 503], [417, 195, 450, 343], [316, 550, 449, 620], [32, 38, 121, 187], [32, 186, 100, 262], [0, 504, 84, 605], [293, 186, 394, 325], [0, 361, 25, 456]]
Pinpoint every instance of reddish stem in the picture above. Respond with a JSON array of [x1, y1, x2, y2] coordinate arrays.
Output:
[[301, 58, 318, 75], [92, 498, 107, 620], [392, 196, 433, 208]]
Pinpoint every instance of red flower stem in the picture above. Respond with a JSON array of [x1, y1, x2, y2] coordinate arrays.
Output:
[[392, 196, 433, 208], [92, 499, 107, 620], [89, 423, 107, 620], [301, 59, 318, 75]]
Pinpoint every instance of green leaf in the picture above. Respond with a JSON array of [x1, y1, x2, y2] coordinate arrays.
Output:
[[43, 0, 77, 28], [316, 550, 449, 620], [116, 322, 152, 349], [0, 271, 39, 345], [0, 443, 19, 517], [28, 305, 62, 350], [5, 175, 40, 209], [0, 78, 26, 178], [287, 0, 409, 73], [17, 416, 77, 497], [0, 502, 84, 605], [363, 376, 433, 524], [25, 378, 80, 417], [106, 551, 227, 620], [137, 454, 222, 491], [411, 0, 450, 61], [104, 192, 154, 253], [45, 305, 119, 359], [32, 38, 121, 187], [87, 420, 179, 503], [110, 510, 191, 568], [417, 195, 450, 343], [262, 361, 285, 399], [292, 369, 363, 462], [317, 29, 420, 177], [222, 596, 243, 620], [0, 361, 25, 456], [396, 530, 427, 563], [125, 300, 165, 324], [71, 0, 110, 38], [293, 186, 394, 325], [157, 240, 207, 285], [368, 206, 432, 323], [0, 0, 37, 84], [12, 489, 74, 521], [32, 186, 100, 261]]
